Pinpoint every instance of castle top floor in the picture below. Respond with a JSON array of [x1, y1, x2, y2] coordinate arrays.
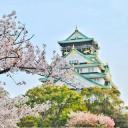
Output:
[[58, 26, 100, 56]]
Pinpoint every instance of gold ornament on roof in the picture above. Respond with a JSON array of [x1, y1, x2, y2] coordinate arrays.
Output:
[[106, 62, 109, 66], [71, 51, 77, 55], [87, 61, 93, 64], [64, 48, 69, 55], [72, 44, 75, 50], [90, 48, 94, 54], [76, 26, 77, 30], [83, 49, 90, 54], [91, 50, 94, 54]]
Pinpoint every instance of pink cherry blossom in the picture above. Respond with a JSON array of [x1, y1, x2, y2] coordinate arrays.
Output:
[[0, 88, 51, 128], [0, 10, 80, 127], [3, 14, 6, 18], [66, 110, 115, 127]]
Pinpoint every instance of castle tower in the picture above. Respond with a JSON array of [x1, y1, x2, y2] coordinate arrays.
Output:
[[57, 27, 117, 90], [39, 27, 117, 90], [58, 26, 99, 56]]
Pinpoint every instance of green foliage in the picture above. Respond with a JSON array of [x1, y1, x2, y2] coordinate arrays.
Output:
[[81, 86, 128, 127], [17, 115, 41, 127], [69, 104, 88, 112], [20, 84, 84, 127], [109, 109, 128, 128], [125, 106, 128, 109]]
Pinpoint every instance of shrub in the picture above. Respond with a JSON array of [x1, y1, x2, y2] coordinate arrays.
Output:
[[66, 110, 115, 127]]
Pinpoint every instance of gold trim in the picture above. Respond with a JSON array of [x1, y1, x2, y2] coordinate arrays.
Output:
[[72, 44, 75, 50], [71, 51, 77, 55], [83, 50, 90, 54], [87, 61, 93, 64], [71, 72, 77, 76], [64, 48, 69, 55], [76, 26, 77, 30], [91, 50, 94, 54]]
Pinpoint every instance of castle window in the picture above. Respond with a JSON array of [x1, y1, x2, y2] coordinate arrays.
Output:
[[77, 69, 79, 73], [88, 68, 90, 72], [80, 69, 82, 73], [74, 60, 76, 63], [92, 68, 94, 72], [69, 61, 71, 64], [77, 60, 79, 63]]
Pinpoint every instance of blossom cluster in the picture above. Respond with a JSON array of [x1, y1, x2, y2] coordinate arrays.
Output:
[[0, 10, 76, 87], [0, 87, 51, 128], [66, 110, 115, 127]]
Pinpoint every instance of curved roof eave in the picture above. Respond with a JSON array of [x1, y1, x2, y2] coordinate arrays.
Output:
[[73, 70, 110, 89]]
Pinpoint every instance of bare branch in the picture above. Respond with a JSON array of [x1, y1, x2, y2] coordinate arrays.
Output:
[[0, 57, 18, 61]]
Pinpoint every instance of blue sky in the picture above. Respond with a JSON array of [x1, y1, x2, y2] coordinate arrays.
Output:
[[1, 0, 128, 106]]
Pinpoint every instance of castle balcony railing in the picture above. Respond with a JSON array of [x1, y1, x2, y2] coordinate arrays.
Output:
[[61, 45, 92, 51]]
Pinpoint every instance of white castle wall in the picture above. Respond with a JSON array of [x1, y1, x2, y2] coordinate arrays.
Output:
[[97, 67, 101, 73], [65, 54, 89, 63], [91, 78, 105, 85], [74, 67, 101, 73], [55, 71, 104, 89]]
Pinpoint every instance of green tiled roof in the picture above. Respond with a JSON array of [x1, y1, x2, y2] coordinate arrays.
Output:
[[104, 65, 109, 74], [39, 77, 61, 83], [58, 29, 93, 44], [62, 49, 100, 64], [83, 72, 106, 78], [39, 70, 110, 89], [66, 30, 88, 40], [58, 38, 93, 43], [74, 63, 100, 67], [39, 77, 50, 81]]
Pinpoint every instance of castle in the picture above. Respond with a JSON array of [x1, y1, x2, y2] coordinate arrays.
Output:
[[39, 26, 117, 92]]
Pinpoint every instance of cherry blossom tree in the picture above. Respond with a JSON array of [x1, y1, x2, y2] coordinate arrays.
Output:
[[0, 87, 51, 128], [0, 11, 76, 128], [0, 10, 75, 86]]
